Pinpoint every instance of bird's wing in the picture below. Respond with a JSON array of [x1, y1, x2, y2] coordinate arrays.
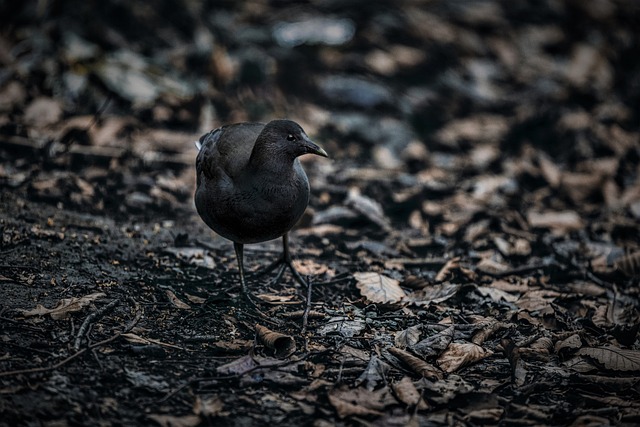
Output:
[[197, 123, 264, 179]]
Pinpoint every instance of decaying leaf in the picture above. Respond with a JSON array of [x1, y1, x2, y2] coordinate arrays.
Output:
[[216, 355, 258, 376], [437, 343, 493, 373], [318, 315, 366, 337], [388, 347, 442, 380], [412, 325, 454, 358], [554, 333, 582, 354], [575, 347, 640, 372], [147, 414, 200, 427], [18, 292, 107, 320], [328, 386, 395, 418], [404, 283, 461, 306], [255, 324, 296, 358], [354, 272, 406, 304], [355, 355, 391, 390], [526, 210, 584, 232], [166, 290, 191, 310], [194, 395, 228, 417], [613, 251, 640, 277], [392, 377, 429, 409], [292, 259, 335, 277], [345, 187, 392, 232], [435, 257, 460, 282], [394, 325, 422, 348]]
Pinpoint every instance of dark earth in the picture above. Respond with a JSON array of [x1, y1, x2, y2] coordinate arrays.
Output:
[[1, 1, 639, 426]]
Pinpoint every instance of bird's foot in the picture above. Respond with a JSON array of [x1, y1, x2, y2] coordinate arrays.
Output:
[[255, 255, 308, 288]]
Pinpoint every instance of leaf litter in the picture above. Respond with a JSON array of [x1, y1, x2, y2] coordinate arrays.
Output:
[[1, 1, 639, 426]]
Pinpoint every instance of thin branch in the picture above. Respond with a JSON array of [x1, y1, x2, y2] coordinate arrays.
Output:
[[74, 299, 121, 351]]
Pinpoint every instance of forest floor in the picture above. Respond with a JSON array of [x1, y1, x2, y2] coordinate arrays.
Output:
[[1, 1, 639, 426]]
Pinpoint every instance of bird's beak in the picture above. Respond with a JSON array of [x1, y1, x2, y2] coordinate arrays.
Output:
[[302, 135, 329, 158]]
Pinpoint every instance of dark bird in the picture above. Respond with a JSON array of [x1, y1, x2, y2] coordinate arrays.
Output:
[[194, 119, 328, 301]]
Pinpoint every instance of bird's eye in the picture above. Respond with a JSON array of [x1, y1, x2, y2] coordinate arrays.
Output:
[[287, 134, 296, 141]]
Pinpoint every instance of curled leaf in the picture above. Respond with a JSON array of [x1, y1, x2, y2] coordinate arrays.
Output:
[[255, 324, 296, 358], [388, 347, 442, 380]]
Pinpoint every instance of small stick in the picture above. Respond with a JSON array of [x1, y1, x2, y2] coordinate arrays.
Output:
[[0, 332, 122, 378], [301, 275, 313, 336], [74, 299, 120, 351]]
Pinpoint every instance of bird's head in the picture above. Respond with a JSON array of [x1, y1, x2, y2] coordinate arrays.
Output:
[[260, 119, 328, 160]]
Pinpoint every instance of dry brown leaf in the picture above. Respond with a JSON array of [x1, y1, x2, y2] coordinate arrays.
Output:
[[614, 251, 640, 277], [345, 187, 392, 231], [292, 259, 335, 277], [537, 152, 562, 188], [575, 347, 640, 372], [328, 386, 394, 418], [516, 289, 561, 312], [388, 347, 442, 380], [18, 292, 106, 320], [526, 210, 584, 232], [437, 343, 493, 373], [256, 294, 300, 304], [355, 355, 391, 390], [392, 377, 429, 409], [147, 414, 200, 427], [554, 333, 582, 354], [216, 355, 258, 376], [394, 325, 422, 348], [476, 286, 519, 303], [166, 290, 190, 310], [493, 236, 531, 256], [193, 395, 228, 417], [435, 257, 460, 282], [404, 283, 461, 306], [412, 325, 454, 358], [354, 272, 406, 304], [255, 324, 296, 358]]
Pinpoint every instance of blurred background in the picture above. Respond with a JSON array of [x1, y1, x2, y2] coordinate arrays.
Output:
[[0, 0, 639, 226]]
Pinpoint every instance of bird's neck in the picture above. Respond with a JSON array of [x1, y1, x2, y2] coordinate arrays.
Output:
[[248, 143, 297, 177]]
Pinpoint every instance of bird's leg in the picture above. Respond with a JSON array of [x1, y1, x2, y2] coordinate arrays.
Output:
[[281, 234, 308, 287], [255, 235, 308, 287], [234, 242, 273, 318], [233, 242, 248, 295]]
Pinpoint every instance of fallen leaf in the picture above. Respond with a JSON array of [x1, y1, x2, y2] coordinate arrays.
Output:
[[354, 272, 406, 304], [575, 347, 640, 372], [194, 395, 228, 417], [527, 210, 584, 232], [388, 347, 442, 380], [355, 355, 391, 390], [392, 377, 429, 409], [292, 259, 335, 277], [412, 325, 454, 358], [394, 325, 422, 348], [18, 292, 107, 320], [318, 315, 366, 337], [166, 290, 191, 310], [148, 414, 200, 427], [328, 386, 394, 418], [437, 343, 493, 373], [404, 283, 461, 306]]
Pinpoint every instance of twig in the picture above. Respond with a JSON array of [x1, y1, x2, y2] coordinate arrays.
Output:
[[0, 300, 140, 378], [158, 353, 310, 403], [74, 299, 120, 351], [301, 275, 313, 336], [0, 333, 122, 378]]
